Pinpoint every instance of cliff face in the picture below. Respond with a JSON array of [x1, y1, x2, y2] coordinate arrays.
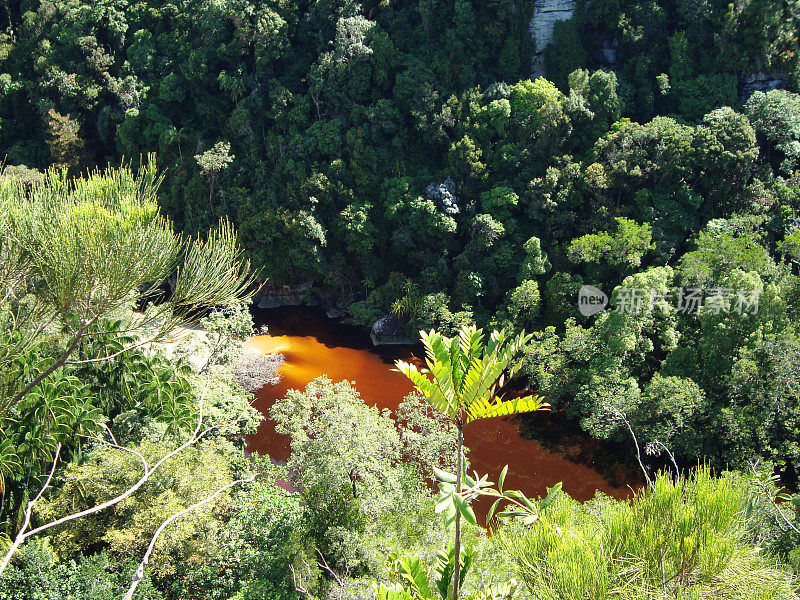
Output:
[[739, 71, 786, 102], [529, 0, 576, 76]]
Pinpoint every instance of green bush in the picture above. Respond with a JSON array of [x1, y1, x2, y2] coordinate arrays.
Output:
[[498, 469, 799, 599]]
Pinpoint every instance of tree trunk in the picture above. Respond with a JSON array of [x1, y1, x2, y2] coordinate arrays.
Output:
[[452, 424, 463, 600], [208, 175, 217, 219]]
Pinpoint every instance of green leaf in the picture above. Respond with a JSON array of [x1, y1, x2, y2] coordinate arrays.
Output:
[[395, 554, 433, 599], [376, 583, 414, 600], [539, 482, 562, 511], [486, 498, 501, 523], [433, 466, 458, 484], [498, 464, 508, 493], [455, 495, 477, 526], [464, 471, 477, 487]]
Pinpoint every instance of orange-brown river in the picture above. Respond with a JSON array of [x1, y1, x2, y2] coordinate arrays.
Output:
[[245, 307, 634, 518]]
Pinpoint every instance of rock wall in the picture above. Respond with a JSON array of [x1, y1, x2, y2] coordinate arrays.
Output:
[[529, 0, 576, 76], [739, 71, 785, 103], [254, 281, 313, 309]]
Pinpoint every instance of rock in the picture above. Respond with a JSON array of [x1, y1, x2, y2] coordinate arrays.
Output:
[[255, 282, 313, 309], [137, 279, 172, 308], [739, 72, 785, 103], [426, 177, 460, 215], [326, 307, 348, 319], [600, 39, 619, 66], [233, 350, 284, 392], [257, 293, 305, 309], [528, 0, 576, 76], [370, 316, 415, 346]]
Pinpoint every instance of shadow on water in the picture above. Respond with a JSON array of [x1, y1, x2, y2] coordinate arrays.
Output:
[[245, 307, 640, 520]]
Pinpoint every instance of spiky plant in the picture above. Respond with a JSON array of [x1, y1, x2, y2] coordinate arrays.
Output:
[[0, 157, 257, 489]]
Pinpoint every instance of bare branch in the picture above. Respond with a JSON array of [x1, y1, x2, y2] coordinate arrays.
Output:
[[103, 424, 118, 446], [290, 561, 313, 596], [0, 444, 61, 574], [646, 440, 680, 478], [316, 548, 345, 587], [607, 405, 653, 490], [123, 475, 255, 600], [748, 463, 800, 536], [0, 387, 240, 577]]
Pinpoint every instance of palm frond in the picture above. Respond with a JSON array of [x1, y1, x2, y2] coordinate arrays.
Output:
[[466, 394, 549, 424]]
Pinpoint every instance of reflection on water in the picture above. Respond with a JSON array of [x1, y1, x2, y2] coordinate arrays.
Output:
[[245, 307, 633, 517]]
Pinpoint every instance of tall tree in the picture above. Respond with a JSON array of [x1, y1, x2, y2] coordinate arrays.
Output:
[[195, 141, 234, 219]]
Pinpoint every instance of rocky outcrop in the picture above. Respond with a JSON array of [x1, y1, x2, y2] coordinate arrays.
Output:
[[529, 0, 576, 76], [739, 72, 785, 103], [326, 306, 349, 319], [599, 38, 619, 66], [233, 350, 284, 392], [255, 282, 314, 309], [370, 316, 415, 346], [426, 177, 460, 215]]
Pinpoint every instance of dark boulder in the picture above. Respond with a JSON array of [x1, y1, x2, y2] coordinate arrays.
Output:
[[371, 316, 415, 346]]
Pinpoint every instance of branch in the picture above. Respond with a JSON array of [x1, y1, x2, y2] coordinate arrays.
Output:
[[316, 548, 345, 587], [291, 557, 315, 597], [122, 475, 255, 600], [0, 387, 230, 577], [64, 333, 173, 364], [608, 406, 653, 490], [648, 440, 679, 478], [0, 444, 61, 574], [749, 463, 800, 536], [290, 564, 309, 595], [10, 319, 89, 406]]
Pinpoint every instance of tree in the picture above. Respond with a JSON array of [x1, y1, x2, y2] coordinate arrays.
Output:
[[44, 109, 86, 170], [677, 218, 775, 286], [0, 158, 254, 406], [396, 393, 461, 482], [270, 377, 402, 511], [745, 90, 800, 174], [567, 217, 654, 276], [504, 280, 541, 330], [0, 391, 252, 579], [395, 325, 548, 600], [448, 136, 488, 184], [0, 159, 256, 487], [509, 78, 571, 157], [544, 22, 586, 91], [479, 187, 518, 223], [726, 331, 800, 472], [517, 236, 551, 281], [194, 141, 234, 218]]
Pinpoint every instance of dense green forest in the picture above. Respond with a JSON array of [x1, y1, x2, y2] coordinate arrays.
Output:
[[2, 0, 800, 598]]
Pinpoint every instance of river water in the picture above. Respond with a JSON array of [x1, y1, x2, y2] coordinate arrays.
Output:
[[245, 307, 633, 516]]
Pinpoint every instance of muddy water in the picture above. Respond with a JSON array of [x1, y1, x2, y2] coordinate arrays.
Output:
[[245, 307, 633, 516]]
